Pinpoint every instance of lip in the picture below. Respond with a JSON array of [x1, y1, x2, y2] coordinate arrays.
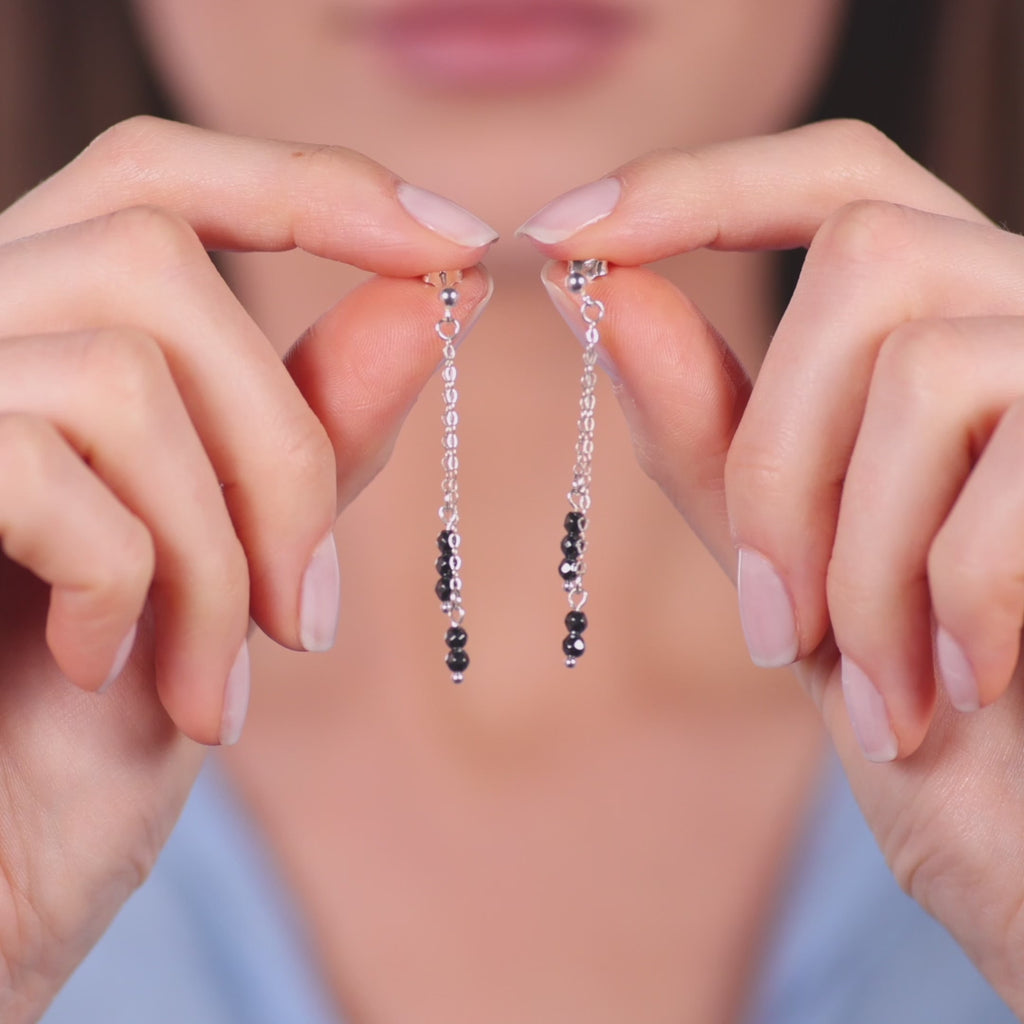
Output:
[[351, 1, 642, 92]]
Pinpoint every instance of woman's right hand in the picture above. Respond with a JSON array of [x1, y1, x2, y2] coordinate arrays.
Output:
[[0, 115, 494, 1021]]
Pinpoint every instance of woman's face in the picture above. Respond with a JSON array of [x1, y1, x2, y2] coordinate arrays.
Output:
[[130, 0, 846, 238]]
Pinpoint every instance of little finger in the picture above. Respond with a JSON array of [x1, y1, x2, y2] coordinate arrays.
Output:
[[0, 411, 153, 692], [930, 395, 1024, 713]]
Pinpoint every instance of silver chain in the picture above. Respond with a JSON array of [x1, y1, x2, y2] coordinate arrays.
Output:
[[426, 271, 468, 682], [563, 259, 607, 626]]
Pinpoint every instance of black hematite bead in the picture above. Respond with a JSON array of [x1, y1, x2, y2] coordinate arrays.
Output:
[[437, 530, 454, 552], [435, 578, 452, 602], [446, 648, 470, 673], [445, 625, 468, 648], [436, 554, 454, 578], [560, 535, 583, 559], [558, 559, 579, 582], [563, 633, 586, 658], [564, 511, 587, 535], [565, 610, 588, 634]]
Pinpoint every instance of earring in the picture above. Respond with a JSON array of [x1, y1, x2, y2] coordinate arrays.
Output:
[[559, 259, 608, 667], [426, 270, 469, 683]]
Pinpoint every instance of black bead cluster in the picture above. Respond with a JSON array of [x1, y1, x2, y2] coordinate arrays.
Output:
[[436, 530, 468, 681], [560, 511, 588, 665], [558, 511, 585, 585]]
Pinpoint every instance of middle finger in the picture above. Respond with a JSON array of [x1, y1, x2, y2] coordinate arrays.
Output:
[[726, 202, 1024, 672]]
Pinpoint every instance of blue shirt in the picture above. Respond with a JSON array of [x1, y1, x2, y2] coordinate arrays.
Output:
[[42, 753, 1014, 1023]]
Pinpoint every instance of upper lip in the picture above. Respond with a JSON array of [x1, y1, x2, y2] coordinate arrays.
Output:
[[353, 0, 640, 36]]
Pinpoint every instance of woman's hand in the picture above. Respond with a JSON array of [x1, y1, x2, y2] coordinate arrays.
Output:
[[523, 119, 1024, 1011], [0, 114, 493, 1021]]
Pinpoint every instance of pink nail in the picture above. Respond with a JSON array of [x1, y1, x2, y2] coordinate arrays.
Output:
[[99, 622, 138, 693], [220, 641, 250, 747], [841, 657, 898, 763], [736, 548, 799, 667], [300, 532, 341, 652], [396, 183, 498, 247], [517, 178, 622, 244], [935, 627, 980, 712]]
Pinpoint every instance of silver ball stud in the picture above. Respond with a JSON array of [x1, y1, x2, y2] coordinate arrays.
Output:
[[567, 272, 587, 293], [441, 287, 459, 307]]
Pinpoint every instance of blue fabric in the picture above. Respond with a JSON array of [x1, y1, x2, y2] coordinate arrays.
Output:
[[42, 761, 341, 1024], [42, 753, 1014, 1024], [744, 756, 1013, 1023]]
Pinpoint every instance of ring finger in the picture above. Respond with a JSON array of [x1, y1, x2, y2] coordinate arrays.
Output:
[[828, 316, 1024, 758]]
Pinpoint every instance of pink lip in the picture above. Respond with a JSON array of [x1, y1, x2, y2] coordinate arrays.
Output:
[[353, 1, 641, 91]]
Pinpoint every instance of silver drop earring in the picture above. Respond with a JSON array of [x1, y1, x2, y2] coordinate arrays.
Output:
[[426, 270, 469, 683], [559, 259, 608, 667]]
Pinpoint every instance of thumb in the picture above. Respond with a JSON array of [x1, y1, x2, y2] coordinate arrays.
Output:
[[541, 261, 750, 580], [287, 267, 493, 511]]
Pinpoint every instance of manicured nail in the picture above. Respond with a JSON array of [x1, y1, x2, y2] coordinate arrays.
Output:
[[300, 531, 341, 652], [736, 548, 799, 668], [517, 178, 622, 244], [935, 626, 979, 712], [396, 183, 499, 247], [220, 640, 250, 747], [99, 622, 138, 693], [841, 657, 898, 763], [540, 274, 621, 384]]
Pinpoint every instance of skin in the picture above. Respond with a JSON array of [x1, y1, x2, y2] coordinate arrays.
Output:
[[1, 0, 1024, 1021]]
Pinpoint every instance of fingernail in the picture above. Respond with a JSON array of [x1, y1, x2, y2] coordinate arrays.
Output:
[[540, 275, 621, 384], [517, 178, 622, 244], [220, 640, 250, 747], [397, 183, 499, 247], [841, 657, 898, 763], [300, 531, 341, 652], [99, 622, 138, 693], [736, 548, 799, 667], [935, 626, 979, 712]]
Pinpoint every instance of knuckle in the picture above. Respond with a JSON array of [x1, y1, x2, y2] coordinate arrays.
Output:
[[631, 146, 701, 176], [77, 328, 170, 418], [724, 443, 790, 504], [85, 115, 169, 165], [88, 534, 155, 612], [292, 141, 381, 181], [98, 204, 204, 273], [820, 118, 901, 162], [928, 533, 1022, 632], [872, 319, 964, 415], [824, 554, 875, 638], [812, 198, 916, 268], [0, 413, 59, 491], [280, 417, 337, 493], [116, 515, 157, 598], [197, 536, 251, 617], [69, 511, 155, 611], [286, 144, 390, 249]]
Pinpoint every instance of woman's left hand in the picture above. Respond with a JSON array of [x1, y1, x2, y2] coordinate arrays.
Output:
[[522, 118, 1024, 1012]]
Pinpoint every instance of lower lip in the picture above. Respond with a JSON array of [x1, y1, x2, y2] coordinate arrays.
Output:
[[360, 2, 639, 91]]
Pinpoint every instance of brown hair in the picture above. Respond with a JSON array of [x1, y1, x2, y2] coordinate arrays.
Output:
[[0, 0, 1021, 232], [0, 0, 167, 207], [928, 0, 1024, 232]]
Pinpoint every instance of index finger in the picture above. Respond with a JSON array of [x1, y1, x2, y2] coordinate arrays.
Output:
[[0, 116, 497, 274], [517, 119, 989, 261]]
